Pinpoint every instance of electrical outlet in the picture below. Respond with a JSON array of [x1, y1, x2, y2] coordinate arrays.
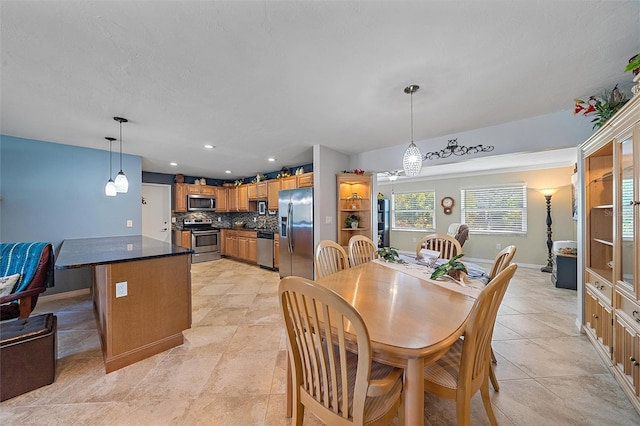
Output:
[[218, 217, 221, 222], [325, 216, 332, 224], [126, 220, 133, 228], [496, 243, 502, 250], [115, 281, 128, 298], [171, 217, 176, 223]]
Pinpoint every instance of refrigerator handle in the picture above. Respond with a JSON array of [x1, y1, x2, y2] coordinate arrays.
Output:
[[288, 201, 294, 254]]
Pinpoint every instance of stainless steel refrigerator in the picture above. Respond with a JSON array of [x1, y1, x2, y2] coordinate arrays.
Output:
[[279, 187, 314, 280]]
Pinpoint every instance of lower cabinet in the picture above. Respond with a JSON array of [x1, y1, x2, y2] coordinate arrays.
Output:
[[614, 312, 640, 398], [221, 229, 257, 264], [584, 286, 613, 359], [173, 230, 191, 249]]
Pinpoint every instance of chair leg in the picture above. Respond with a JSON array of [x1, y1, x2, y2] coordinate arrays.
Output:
[[491, 348, 497, 364], [489, 363, 500, 392], [480, 379, 498, 426]]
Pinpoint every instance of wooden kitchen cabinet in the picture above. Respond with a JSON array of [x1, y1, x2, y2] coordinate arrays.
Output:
[[247, 183, 257, 200], [174, 183, 189, 212], [221, 229, 257, 264], [296, 172, 313, 188], [281, 176, 297, 190], [227, 185, 249, 212], [216, 187, 228, 212], [173, 230, 191, 248], [267, 180, 280, 211], [256, 181, 268, 199]]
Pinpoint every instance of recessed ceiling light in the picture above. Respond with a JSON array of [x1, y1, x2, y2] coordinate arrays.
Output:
[[268, 157, 276, 162], [170, 162, 178, 166], [204, 144, 215, 149], [225, 170, 231, 174]]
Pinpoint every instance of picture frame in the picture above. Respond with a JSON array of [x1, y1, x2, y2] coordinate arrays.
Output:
[[258, 201, 266, 215]]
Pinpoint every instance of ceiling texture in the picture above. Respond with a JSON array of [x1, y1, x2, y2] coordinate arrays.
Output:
[[1, 1, 639, 180]]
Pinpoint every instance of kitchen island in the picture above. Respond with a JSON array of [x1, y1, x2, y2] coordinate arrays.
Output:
[[55, 236, 193, 373]]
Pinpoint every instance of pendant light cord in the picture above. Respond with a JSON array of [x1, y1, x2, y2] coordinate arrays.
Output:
[[119, 120, 123, 170], [410, 90, 414, 143]]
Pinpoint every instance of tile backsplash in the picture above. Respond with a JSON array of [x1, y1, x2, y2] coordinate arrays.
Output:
[[173, 211, 279, 232]]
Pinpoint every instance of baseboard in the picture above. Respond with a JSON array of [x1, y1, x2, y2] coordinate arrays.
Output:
[[39, 288, 90, 302]]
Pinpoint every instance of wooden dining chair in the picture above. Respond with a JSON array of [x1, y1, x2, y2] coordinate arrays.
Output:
[[314, 240, 349, 279], [486, 245, 517, 391], [279, 276, 404, 426], [348, 235, 378, 267], [415, 234, 462, 259], [422, 263, 517, 426]]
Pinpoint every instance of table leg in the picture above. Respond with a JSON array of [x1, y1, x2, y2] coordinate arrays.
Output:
[[405, 357, 424, 426]]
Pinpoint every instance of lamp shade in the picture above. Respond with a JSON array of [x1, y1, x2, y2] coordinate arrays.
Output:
[[105, 179, 117, 196], [114, 171, 129, 193], [403, 142, 422, 177]]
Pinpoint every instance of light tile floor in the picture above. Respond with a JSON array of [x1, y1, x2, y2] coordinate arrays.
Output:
[[1, 259, 639, 425]]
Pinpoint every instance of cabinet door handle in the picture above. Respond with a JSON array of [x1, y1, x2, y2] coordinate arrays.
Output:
[[633, 311, 640, 322], [630, 200, 640, 206], [592, 314, 598, 319]]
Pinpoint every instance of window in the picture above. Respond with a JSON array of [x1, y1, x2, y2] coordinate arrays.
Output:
[[461, 184, 527, 234], [622, 178, 633, 239], [392, 191, 436, 231]]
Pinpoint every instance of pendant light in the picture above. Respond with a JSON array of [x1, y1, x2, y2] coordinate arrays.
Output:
[[105, 137, 117, 197], [402, 85, 422, 177], [113, 116, 129, 193]]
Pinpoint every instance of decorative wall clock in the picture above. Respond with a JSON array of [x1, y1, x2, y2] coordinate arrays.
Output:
[[441, 196, 454, 215]]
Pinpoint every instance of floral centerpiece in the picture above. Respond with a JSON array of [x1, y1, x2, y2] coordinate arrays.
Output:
[[574, 85, 629, 129], [345, 214, 360, 229]]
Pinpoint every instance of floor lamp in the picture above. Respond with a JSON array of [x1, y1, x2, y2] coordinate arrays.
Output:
[[540, 188, 557, 273]]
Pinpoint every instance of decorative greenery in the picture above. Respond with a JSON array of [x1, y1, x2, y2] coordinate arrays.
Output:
[[377, 247, 406, 263], [574, 85, 629, 129], [625, 53, 640, 74], [345, 214, 360, 228], [430, 254, 467, 281]]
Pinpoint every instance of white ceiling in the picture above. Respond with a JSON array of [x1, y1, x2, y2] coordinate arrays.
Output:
[[1, 1, 638, 180]]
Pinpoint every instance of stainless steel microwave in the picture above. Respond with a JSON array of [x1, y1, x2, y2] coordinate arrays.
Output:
[[187, 194, 216, 211]]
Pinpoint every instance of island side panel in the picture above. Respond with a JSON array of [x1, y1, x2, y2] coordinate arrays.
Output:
[[93, 254, 192, 373]]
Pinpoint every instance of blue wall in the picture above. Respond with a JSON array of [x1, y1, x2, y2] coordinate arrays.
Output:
[[0, 135, 142, 294]]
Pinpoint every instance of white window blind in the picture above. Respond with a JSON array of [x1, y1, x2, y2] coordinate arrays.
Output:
[[461, 185, 527, 234], [622, 178, 633, 239], [392, 191, 436, 231]]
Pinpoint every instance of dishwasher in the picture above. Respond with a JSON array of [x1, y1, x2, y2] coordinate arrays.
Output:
[[257, 230, 275, 270]]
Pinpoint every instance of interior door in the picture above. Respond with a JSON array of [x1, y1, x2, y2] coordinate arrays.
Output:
[[142, 183, 172, 243]]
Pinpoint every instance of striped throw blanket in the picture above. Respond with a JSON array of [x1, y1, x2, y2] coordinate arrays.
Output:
[[1, 242, 53, 293]]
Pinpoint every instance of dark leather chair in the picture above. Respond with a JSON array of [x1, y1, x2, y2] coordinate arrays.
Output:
[[1, 243, 54, 321], [447, 223, 470, 248]]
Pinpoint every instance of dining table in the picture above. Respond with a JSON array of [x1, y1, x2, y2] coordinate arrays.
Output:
[[285, 258, 484, 426]]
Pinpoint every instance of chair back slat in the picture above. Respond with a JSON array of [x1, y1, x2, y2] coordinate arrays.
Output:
[[348, 236, 378, 267], [459, 264, 517, 385], [415, 234, 462, 259], [280, 276, 373, 424], [489, 245, 517, 280], [315, 240, 350, 278]]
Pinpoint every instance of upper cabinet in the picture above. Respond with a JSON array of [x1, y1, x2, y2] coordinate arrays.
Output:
[[172, 172, 312, 213], [580, 94, 640, 413]]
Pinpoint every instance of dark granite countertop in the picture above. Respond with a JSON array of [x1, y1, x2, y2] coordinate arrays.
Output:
[[55, 235, 193, 269]]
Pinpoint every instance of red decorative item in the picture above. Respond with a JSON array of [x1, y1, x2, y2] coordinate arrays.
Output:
[[352, 169, 365, 175]]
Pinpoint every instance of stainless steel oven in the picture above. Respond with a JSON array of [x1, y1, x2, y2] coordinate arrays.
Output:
[[183, 219, 221, 263]]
